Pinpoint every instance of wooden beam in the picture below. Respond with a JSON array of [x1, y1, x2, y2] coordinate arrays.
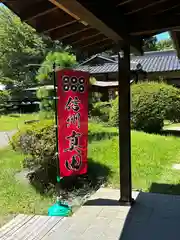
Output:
[[130, 16, 180, 35], [83, 39, 113, 51], [85, 41, 114, 56], [49, 0, 142, 53], [0, 0, 16, 2], [124, 0, 169, 15], [50, 21, 90, 40], [73, 34, 107, 48], [49, 0, 121, 41], [79, 1, 143, 54], [116, 0, 134, 7], [50, 27, 91, 40], [36, 9, 77, 33], [62, 28, 100, 44], [21, 1, 57, 21], [80, 37, 109, 49], [43, 20, 77, 34], [131, 28, 174, 36], [118, 45, 133, 205], [70, 32, 102, 45], [153, 2, 180, 16]]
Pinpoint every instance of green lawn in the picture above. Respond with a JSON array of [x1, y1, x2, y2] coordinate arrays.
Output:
[[0, 113, 39, 131], [0, 147, 53, 227], [2, 121, 180, 226], [88, 130, 180, 193]]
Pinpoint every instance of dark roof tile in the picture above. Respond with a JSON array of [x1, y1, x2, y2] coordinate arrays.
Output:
[[78, 50, 180, 74], [130, 50, 180, 72]]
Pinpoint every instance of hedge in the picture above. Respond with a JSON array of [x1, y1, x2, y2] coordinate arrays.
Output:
[[110, 82, 180, 133]]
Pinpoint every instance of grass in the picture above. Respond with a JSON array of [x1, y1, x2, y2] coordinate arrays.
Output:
[[0, 147, 53, 227], [88, 122, 118, 142], [2, 120, 180, 226], [164, 121, 180, 129], [88, 130, 180, 193], [88, 121, 117, 134], [0, 113, 39, 131]]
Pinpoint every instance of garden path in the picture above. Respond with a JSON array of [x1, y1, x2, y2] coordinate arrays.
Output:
[[0, 130, 16, 148]]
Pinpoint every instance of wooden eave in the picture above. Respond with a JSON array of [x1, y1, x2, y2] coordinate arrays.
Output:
[[3, 0, 180, 56]]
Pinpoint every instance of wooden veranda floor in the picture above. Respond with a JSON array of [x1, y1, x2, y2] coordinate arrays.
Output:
[[0, 214, 63, 240], [2, 188, 180, 239]]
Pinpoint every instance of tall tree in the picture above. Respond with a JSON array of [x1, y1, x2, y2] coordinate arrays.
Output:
[[0, 6, 44, 89], [156, 39, 174, 50], [36, 51, 77, 83], [143, 36, 158, 52], [0, 6, 65, 91], [36, 51, 77, 115]]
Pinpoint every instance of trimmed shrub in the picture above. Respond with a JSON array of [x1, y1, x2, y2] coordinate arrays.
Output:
[[11, 120, 115, 193], [131, 90, 164, 133], [110, 82, 180, 133], [12, 119, 56, 169], [132, 82, 180, 124]]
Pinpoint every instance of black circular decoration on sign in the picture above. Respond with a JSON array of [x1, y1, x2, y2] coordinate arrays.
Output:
[[71, 77, 78, 84], [79, 77, 85, 84], [78, 85, 85, 93], [63, 76, 69, 83], [71, 85, 77, 92], [63, 85, 69, 92]]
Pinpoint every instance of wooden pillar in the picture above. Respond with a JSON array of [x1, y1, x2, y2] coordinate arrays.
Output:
[[118, 45, 133, 205]]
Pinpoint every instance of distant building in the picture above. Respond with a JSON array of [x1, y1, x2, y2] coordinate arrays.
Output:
[[78, 54, 146, 101], [11, 50, 180, 105], [78, 50, 180, 101], [113, 50, 180, 87]]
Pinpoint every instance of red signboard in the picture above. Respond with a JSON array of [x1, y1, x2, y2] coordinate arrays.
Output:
[[57, 69, 89, 177]]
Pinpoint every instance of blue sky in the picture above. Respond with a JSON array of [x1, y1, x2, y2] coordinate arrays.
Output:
[[156, 32, 170, 41]]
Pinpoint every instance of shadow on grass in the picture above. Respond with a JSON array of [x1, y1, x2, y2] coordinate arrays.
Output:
[[9, 114, 20, 118], [149, 182, 180, 195], [28, 158, 112, 200], [161, 129, 180, 137], [88, 131, 118, 143]]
